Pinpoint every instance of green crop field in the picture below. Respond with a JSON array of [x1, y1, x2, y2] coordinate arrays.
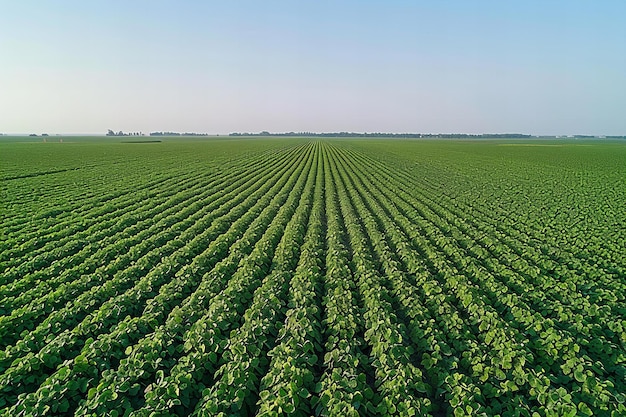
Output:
[[1, 137, 625, 417]]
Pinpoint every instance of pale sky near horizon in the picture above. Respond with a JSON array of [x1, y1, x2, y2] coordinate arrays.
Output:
[[1, 1, 625, 136]]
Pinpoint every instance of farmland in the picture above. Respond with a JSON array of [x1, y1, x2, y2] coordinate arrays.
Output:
[[1, 137, 625, 416]]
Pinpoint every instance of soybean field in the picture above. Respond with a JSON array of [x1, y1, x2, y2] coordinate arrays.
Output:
[[1, 138, 625, 417]]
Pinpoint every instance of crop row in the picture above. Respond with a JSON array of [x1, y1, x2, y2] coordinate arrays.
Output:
[[1, 139, 624, 416]]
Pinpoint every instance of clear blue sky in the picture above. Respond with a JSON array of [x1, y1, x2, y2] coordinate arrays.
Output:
[[1, 1, 625, 135]]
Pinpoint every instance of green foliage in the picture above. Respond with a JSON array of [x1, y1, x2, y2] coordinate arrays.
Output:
[[1, 138, 624, 416]]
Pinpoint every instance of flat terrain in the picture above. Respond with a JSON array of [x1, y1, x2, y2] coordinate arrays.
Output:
[[1, 137, 625, 416]]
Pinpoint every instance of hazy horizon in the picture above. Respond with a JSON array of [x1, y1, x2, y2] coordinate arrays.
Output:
[[1, 1, 625, 136]]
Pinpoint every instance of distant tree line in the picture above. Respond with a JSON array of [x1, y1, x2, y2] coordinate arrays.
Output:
[[107, 130, 143, 136], [228, 131, 533, 139], [149, 132, 209, 136]]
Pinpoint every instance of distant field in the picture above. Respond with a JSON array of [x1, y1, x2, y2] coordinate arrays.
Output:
[[1, 138, 625, 416]]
